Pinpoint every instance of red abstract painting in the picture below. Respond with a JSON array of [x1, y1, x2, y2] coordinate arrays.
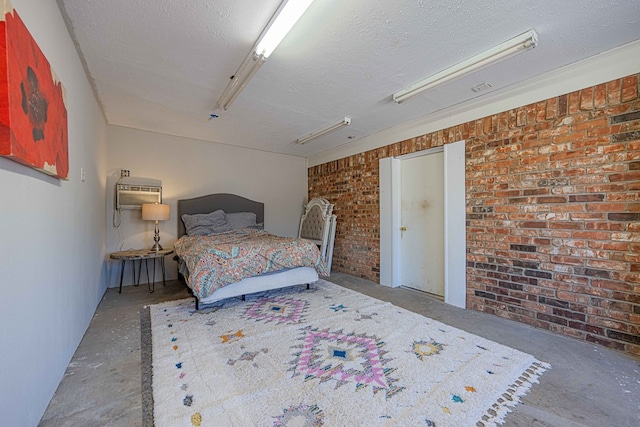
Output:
[[0, 1, 68, 179]]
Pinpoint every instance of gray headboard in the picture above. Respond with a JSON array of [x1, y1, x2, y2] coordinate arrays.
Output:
[[177, 193, 264, 238]]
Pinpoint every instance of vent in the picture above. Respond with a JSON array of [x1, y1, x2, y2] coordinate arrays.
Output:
[[116, 184, 162, 210]]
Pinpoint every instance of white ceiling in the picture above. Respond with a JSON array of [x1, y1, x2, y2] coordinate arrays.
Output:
[[57, 0, 640, 158]]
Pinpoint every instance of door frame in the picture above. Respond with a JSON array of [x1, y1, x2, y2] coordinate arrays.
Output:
[[380, 140, 466, 308]]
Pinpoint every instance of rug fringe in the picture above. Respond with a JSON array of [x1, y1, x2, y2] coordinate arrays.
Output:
[[477, 360, 551, 427]]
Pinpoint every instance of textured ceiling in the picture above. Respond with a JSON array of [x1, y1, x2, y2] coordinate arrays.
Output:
[[57, 0, 640, 158]]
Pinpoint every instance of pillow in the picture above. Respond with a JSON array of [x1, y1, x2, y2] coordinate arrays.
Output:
[[181, 210, 232, 236], [225, 211, 261, 230]]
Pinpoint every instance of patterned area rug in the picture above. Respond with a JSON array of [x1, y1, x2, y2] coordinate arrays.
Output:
[[149, 280, 549, 426]]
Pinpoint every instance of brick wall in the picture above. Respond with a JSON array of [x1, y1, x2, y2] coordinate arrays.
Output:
[[308, 73, 640, 356]]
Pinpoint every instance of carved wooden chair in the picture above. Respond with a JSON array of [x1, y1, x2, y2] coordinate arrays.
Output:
[[298, 198, 337, 273]]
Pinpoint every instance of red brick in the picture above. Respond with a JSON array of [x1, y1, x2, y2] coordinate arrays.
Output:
[[573, 117, 609, 131], [537, 196, 568, 204], [588, 240, 629, 251], [521, 221, 547, 228], [552, 132, 589, 144], [594, 83, 607, 108], [585, 222, 624, 231], [586, 202, 627, 212], [550, 255, 584, 265], [592, 279, 634, 292], [551, 204, 585, 213], [586, 259, 629, 271], [607, 193, 639, 202], [550, 222, 583, 230], [609, 171, 640, 182], [626, 345, 640, 357], [572, 230, 611, 240], [621, 75, 638, 102], [586, 183, 627, 192], [580, 87, 594, 110], [586, 334, 626, 351], [569, 212, 605, 221], [607, 79, 622, 104], [621, 273, 640, 284]]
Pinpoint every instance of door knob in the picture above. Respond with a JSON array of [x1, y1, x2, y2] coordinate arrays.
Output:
[[400, 226, 407, 231]]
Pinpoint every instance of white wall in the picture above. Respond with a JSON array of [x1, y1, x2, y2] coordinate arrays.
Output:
[[0, 1, 107, 425], [105, 125, 308, 287]]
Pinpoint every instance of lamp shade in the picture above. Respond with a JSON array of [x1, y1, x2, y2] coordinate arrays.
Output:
[[141, 203, 170, 221]]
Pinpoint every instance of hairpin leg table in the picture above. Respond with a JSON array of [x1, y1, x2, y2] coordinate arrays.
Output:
[[110, 248, 174, 293]]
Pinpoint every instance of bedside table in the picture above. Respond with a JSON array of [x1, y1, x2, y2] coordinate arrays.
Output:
[[110, 248, 174, 293]]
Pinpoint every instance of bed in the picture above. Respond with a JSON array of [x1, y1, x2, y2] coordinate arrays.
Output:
[[175, 193, 326, 308]]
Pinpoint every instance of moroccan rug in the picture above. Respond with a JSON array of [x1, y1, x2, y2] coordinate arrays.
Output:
[[147, 280, 549, 426]]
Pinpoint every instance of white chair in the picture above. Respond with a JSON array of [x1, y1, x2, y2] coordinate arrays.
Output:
[[298, 198, 337, 274]]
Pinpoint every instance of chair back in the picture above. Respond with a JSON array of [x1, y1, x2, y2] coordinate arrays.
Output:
[[299, 198, 337, 273]]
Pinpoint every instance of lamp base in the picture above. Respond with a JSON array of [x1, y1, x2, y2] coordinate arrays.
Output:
[[151, 221, 163, 251]]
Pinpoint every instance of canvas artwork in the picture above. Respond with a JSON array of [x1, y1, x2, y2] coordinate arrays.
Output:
[[0, 0, 68, 179]]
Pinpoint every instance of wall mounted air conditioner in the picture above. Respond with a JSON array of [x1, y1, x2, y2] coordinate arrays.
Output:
[[116, 184, 162, 210]]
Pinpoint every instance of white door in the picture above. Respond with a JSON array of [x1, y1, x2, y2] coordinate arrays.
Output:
[[400, 152, 444, 296]]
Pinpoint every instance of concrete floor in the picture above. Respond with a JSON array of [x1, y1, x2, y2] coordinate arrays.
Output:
[[40, 272, 640, 426]]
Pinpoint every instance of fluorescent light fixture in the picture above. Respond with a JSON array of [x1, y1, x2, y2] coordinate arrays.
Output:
[[216, 0, 314, 110], [217, 51, 266, 110], [297, 117, 352, 145], [393, 30, 538, 104], [256, 0, 314, 58]]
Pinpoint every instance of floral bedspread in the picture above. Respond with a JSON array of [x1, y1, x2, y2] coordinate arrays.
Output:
[[175, 229, 327, 300]]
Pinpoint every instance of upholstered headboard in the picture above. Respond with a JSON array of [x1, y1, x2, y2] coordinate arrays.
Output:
[[177, 193, 264, 238], [299, 205, 326, 241], [298, 197, 337, 273]]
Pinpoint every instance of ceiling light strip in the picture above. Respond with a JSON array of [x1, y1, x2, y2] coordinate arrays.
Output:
[[217, 52, 266, 111], [393, 30, 538, 104], [298, 117, 352, 145], [256, 0, 314, 58], [216, 0, 314, 111]]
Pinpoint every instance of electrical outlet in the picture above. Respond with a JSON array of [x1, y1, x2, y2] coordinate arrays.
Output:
[[120, 169, 130, 178], [80, 167, 86, 182]]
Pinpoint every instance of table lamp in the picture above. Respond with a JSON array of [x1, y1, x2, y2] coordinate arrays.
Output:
[[141, 203, 170, 251]]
